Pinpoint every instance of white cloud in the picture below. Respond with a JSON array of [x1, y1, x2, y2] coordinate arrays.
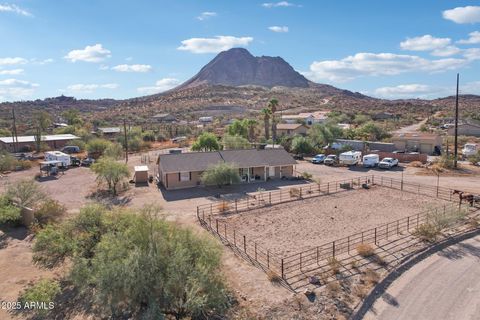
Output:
[[0, 4, 32, 17], [197, 11, 217, 21], [137, 78, 180, 95], [268, 26, 289, 33], [400, 35, 451, 51], [0, 78, 38, 99], [463, 81, 480, 94], [306, 52, 469, 82], [431, 45, 462, 57], [458, 31, 480, 44], [0, 69, 24, 75], [177, 36, 253, 54], [463, 48, 480, 60], [112, 64, 152, 72], [66, 83, 118, 93], [443, 6, 480, 24], [0, 57, 28, 65], [374, 84, 437, 98], [64, 44, 111, 63], [262, 1, 298, 8]]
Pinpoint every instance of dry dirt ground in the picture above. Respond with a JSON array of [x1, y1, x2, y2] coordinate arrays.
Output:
[[217, 186, 450, 257], [0, 151, 479, 319]]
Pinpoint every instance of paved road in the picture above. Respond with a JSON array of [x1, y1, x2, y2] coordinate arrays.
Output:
[[363, 235, 480, 320]]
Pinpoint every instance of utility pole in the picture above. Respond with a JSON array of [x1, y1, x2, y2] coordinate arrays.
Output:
[[123, 118, 128, 163], [454, 73, 459, 168]]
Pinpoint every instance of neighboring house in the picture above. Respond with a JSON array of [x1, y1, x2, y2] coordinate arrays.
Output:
[[447, 120, 480, 137], [153, 113, 176, 123], [282, 111, 329, 125], [0, 134, 80, 152], [199, 116, 213, 124], [331, 139, 396, 152], [276, 123, 308, 137], [96, 127, 121, 140], [391, 133, 442, 155], [372, 112, 398, 121], [157, 149, 296, 190]]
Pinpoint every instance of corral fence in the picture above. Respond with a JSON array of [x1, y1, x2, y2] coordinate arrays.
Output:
[[197, 175, 467, 282]]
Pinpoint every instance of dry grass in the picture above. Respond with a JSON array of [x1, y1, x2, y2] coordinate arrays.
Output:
[[363, 268, 380, 286], [468, 217, 479, 229], [289, 188, 301, 198], [326, 281, 341, 297], [217, 202, 230, 213], [353, 284, 368, 299], [413, 223, 441, 242], [350, 260, 359, 270], [356, 243, 375, 257], [410, 161, 424, 168], [266, 270, 282, 283], [328, 257, 341, 275]]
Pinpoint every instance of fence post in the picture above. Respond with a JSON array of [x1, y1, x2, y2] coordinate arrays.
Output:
[[386, 224, 388, 240], [417, 213, 420, 228], [361, 231, 364, 243], [243, 235, 246, 253], [327, 182, 330, 194], [267, 250, 270, 268], [235, 199, 238, 213], [224, 224, 227, 238], [233, 229, 236, 246], [333, 241, 336, 258], [269, 192, 272, 205], [300, 252, 302, 270], [316, 246, 319, 263], [407, 216, 410, 231], [281, 259, 284, 279], [397, 220, 399, 235], [381, 176, 383, 186], [208, 215, 211, 229], [347, 236, 350, 253], [374, 228, 377, 245], [216, 220, 219, 234], [372, 175, 375, 185], [255, 242, 257, 261]]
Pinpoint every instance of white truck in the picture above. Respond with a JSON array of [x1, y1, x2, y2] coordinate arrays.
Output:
[[339, 151, 362, 166], [362, 154, 380, 168], [44, 151, 71, 167], [378, 157, 399, 169], [462, 143, 478, 159]]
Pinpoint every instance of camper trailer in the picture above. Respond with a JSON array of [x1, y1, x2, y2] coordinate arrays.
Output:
[[44, 151, 71, 167], [339, 151, 362, 166], [362, 154, 380, 168]]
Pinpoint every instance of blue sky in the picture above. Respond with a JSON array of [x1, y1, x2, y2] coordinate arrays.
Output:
[[1, 0, 480, 101]]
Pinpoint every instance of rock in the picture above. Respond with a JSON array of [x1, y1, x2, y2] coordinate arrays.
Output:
[[303, 288, 314, 296], [309, 276, 320, 285]]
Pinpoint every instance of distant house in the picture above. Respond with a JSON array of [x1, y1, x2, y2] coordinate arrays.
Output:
[[372, 112, 398, 121], [331, 139, 396, 152], [199, 116, 213, 124], [153, 113, 176, 123], [391, 133, 442, 155], [447, 120, 480, 137], [282, 111, 329, 125], [0, 134, 80, 152], [96, 127, 121, 140], [276, 123, 309, 137], [157, 149, 296, 190]]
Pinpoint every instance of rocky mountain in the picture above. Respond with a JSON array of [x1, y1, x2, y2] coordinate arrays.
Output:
[[178, 48, 313, 89]]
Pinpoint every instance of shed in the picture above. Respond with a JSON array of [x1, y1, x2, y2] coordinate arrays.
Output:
[[134, 166, 149, 183]]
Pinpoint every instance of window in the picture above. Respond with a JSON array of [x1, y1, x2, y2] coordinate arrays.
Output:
[[179, 172, 190, 182]]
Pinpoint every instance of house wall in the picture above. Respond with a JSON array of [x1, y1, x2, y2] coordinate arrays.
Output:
[[252, 167, 265, 180], [392, 137, 442, 155], [273, 165, 293, 178], [0, 139, 72, 152], [164, 171, 202, 190], [448, 125, 480, 137], [277, 126, 307, 137]]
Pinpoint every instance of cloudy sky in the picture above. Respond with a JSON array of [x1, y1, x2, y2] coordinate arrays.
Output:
[[1, 0, 480, 101]]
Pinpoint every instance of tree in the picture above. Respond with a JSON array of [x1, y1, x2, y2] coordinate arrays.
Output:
[[308, 124, 334, 148], [91, 158, 130, 195], [244, 119, 258, 142], [222, 134, 250, 150], [103, 143, 124, 160], [261, 108, 271, 140], [291, 136, 315, 155], [355, 121, 391, 141], [227, 119, 248, 138], [6, 179, 45, 208], [191, 132, 220, 152], [0, 195, 21, 225], [268, 99, 279, 142], [62, 109, 82, 126], [32, 111, 52, 152], [201, 163, 241, 187], [86, 138, 111, 157]]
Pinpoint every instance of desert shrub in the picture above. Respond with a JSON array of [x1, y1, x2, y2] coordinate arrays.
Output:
[[217, 202, 230, 213], [191, 132, 221, 152], [356, 243, 375, 257], [0, 195, 21, 225], [6, 180, 45, 208], [289, 187, 301, 198], [413, 223, 440, 242], [291, 136, 314, 155], [428, 207, 467, 231], [0, 151, 16, 171], [156, 132, 167, 142], [468, 152, 480, 166], [34, 205, 230, 318], [353, 284, 368, 298], [340, 182, 352, 190], [410, 161, 423, 168], [201, 163, 241, 187], [127, 136, 143, 152], [350, 259, 358, 270], [435, 154, 455, 169], [91, 157, 130, 195], [103, 142, 124, 160], [86, 138, 111, 157], [19, 278, 60, 317], [468, 217, 479, 229], [222, 134, 250, 150], [326, 281, 341, 296], [141, 130, 156, 142], [301, 171, 313, 180], [328, 257, 341, 274], [35, 199, 66, 226], [267, 270, 282, 283], [363, 268, 380, 286], [66, 139, 86, 151]]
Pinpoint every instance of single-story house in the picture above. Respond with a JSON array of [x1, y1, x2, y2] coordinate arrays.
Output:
[[276, 123, 309, 137], [153, 113, 176, 123], [391, 133, 442, 155], [157, 149, 297, 190], [0, 134, 80, 152], [282, 111, 329, 125], [447, 120, 480, 137], [96, 127, 121, 140]]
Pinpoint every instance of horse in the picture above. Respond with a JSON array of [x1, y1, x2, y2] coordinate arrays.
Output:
[[453, 190, 474, 207]]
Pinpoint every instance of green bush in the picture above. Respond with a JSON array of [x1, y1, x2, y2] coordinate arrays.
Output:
[[0, 195, 21, 225], [35, 199, 66, 226], [201, 163, 241, 187], [6, 180, 45, 208], [103, 143, 124, 160], [91, 157, 130, 195], [291, 136, 314, 155], [66, 139, 86, 151], [19, 278, 60, 317], [86, 138, 111, 157], [0, 151, 16, 171]]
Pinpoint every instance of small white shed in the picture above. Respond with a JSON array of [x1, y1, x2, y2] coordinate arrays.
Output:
[[134, 165, 149, 183]]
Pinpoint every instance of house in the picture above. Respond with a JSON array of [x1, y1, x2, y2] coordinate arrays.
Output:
[[391, 133, 442, 155], [199, 116, 213, 124], [282, 111, 329, 125], [0, 134, 80, 152], [331, 139, 396, 152], [96, 127, 121, 140], [153, 113, 176, 123], [276, 123, 308, 137], [447, 120, 480, 137], [157, 149, 297, 190]]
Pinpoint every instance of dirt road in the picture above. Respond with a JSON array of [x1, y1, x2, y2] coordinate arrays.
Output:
[[363, 235, 480, 320]]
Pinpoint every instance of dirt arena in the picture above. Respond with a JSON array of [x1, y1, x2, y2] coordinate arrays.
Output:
[[217, 186, 451, 257]]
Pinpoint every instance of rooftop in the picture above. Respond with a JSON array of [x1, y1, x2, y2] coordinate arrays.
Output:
[[0, 134, 80, 144], [276, 123, 306, 130], [98, 127, 121, 133]]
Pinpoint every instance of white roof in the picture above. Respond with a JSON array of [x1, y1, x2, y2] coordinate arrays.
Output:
[[0, 134, 80, 144], [134, 165, 149, 172], [45, 151, 69, 157], [98, 127, 121, 133]]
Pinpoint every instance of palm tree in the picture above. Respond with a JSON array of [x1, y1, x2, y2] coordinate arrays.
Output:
[[261, 108, 271, 141], [244, 119, 258, 142], [268, 98, 279, 142]]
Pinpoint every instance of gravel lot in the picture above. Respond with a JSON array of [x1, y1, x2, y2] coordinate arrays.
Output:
[[217, 186, 450, 257]]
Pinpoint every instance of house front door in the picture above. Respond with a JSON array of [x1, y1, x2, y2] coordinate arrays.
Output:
[[268, 166, 275, 177]]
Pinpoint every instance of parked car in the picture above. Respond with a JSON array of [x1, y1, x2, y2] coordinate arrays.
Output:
[[378, 157, 399, 169], [324, 154, 338, 166], [61, 146, 81, 154], [311, 154, 326, 164], [362, 154, 379, 168], [81, 157, 95, 167]]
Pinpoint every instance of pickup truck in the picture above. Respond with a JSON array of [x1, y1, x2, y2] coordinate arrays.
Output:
[[378, 157, 399, 169], [323, 154, 338, 166]]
